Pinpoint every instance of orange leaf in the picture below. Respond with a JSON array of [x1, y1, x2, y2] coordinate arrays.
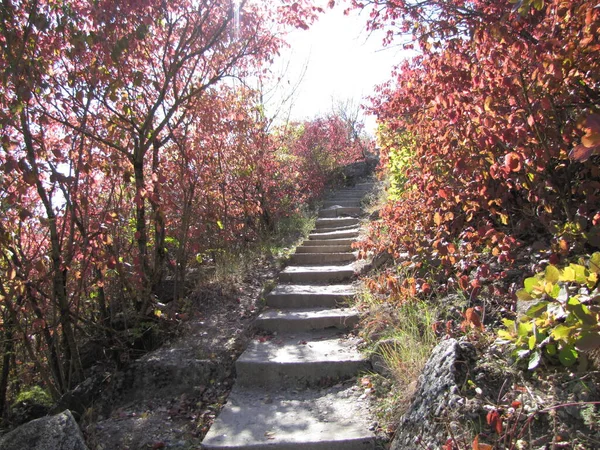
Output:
[[472, 434, 493, 450], [487, 410, 503, 435]]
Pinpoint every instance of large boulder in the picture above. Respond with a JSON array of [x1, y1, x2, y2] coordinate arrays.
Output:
[[0, 410, 88, 450], [391, 338, 476, 450]]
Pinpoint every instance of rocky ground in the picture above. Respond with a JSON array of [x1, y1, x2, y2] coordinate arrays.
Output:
[[81, 259, 279, 449]]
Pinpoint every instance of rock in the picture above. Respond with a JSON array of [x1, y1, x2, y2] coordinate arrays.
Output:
[[55, 369, 110, 417], [390, 338, 476, 450], [0, 410, 88, 450]]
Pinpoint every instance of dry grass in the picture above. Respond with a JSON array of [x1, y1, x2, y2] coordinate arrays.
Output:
[[355, 287, 438, 428]]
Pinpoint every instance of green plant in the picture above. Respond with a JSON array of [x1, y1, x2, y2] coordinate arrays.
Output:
[[13, 386, 53, 407], [359, 298, 438, 427], [498, 253, 600, 369]]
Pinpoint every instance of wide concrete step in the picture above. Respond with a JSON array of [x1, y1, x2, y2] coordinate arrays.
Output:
[[202, 385, 375, 449], [279, 264, 355, 283], [327, 191, 371, 199], [296, 244, 353, 254], [325, 192, 368, 198], [300, 238, 355, 247], [308, 229, 359, 240], [322, 200, 361, 208], [236, 331, 368, 387], [266, 284, 356, 308], [329, 187, 372, 195], [290, 252, 356, 265], [311, 225, 359, 234], [255, 307, 359, 333], [318, 207, 362, 218], [315, 217, 359, 229]]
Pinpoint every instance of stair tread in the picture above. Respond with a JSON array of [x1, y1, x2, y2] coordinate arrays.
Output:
[[269, 284, 356, 296], [202, 385, 374, 449], [281, 264, 355, 274], [238, 330, 365, 365], [257, 307, 358, 320]]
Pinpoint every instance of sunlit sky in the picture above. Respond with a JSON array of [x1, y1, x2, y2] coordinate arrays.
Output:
[[263, 3, 409, 134]]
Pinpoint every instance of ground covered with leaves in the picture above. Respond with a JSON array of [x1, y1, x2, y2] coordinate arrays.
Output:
[[81, 257, 279, 450], [356, 239, 600, 450]]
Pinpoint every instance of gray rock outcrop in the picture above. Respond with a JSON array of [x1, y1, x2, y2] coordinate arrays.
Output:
[[391, 338, 476, 450], [0, 410, 88, 450]]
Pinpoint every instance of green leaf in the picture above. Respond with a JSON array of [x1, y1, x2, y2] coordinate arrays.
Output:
[[502, 318, 516, 328], [524, 276, 538, 293], [546, 343, 557, 356], [497, 329, 514, 340], [216, 220, 224, 230], [589, 252, 600, 274], [545, 265, 560, 283], [561, 265, 576, 282], [528, 350, 542, 370], [551, 324, 572, 342], [532, 0, 544, 10], [528, 334, 537, 350], [573, 264, 588, 284], [517, 321, 533, 337], [558, 345, 578, 366], [526, 301, 548, 318], [567, 298, 596, 326], [517, 289, 533, 301], [548, 282, 561, 299]]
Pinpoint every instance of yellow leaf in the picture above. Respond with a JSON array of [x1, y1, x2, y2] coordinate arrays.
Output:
[[484, 96, 493, 112]]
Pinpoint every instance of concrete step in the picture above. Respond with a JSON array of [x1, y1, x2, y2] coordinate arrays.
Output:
[[308, 229, 359, 240], [318, 207, 362, 218], [296, 244, 353, 254], [315, 217, 360, 229], [255, 307, 359, 333], [325, 192, 368, 200], [266, 284, 356, 308], [279, 264, 355, 283], [312, 225, 359, 234], [290, 252, 356, 265], [202, 385, 375, 449], [235, 330, 369, 387], [329, 187, 372, 195], [330, 193, 370, 199], [322, 200, 361, 208], [301, 238, 355, 247]]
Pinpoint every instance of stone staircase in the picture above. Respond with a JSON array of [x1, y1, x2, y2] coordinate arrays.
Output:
[[202, 182, 376, 449]]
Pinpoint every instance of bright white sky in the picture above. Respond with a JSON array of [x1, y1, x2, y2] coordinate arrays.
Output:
[[263, 3, 410, 135]]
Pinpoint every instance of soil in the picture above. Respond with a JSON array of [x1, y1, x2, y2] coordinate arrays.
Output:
[[82, 257, 280, 450]]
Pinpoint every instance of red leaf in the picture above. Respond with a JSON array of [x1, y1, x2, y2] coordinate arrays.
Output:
[[486, 410, 503, 435], [569, 144, 597, 162], [504, 152, 522, 172]]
